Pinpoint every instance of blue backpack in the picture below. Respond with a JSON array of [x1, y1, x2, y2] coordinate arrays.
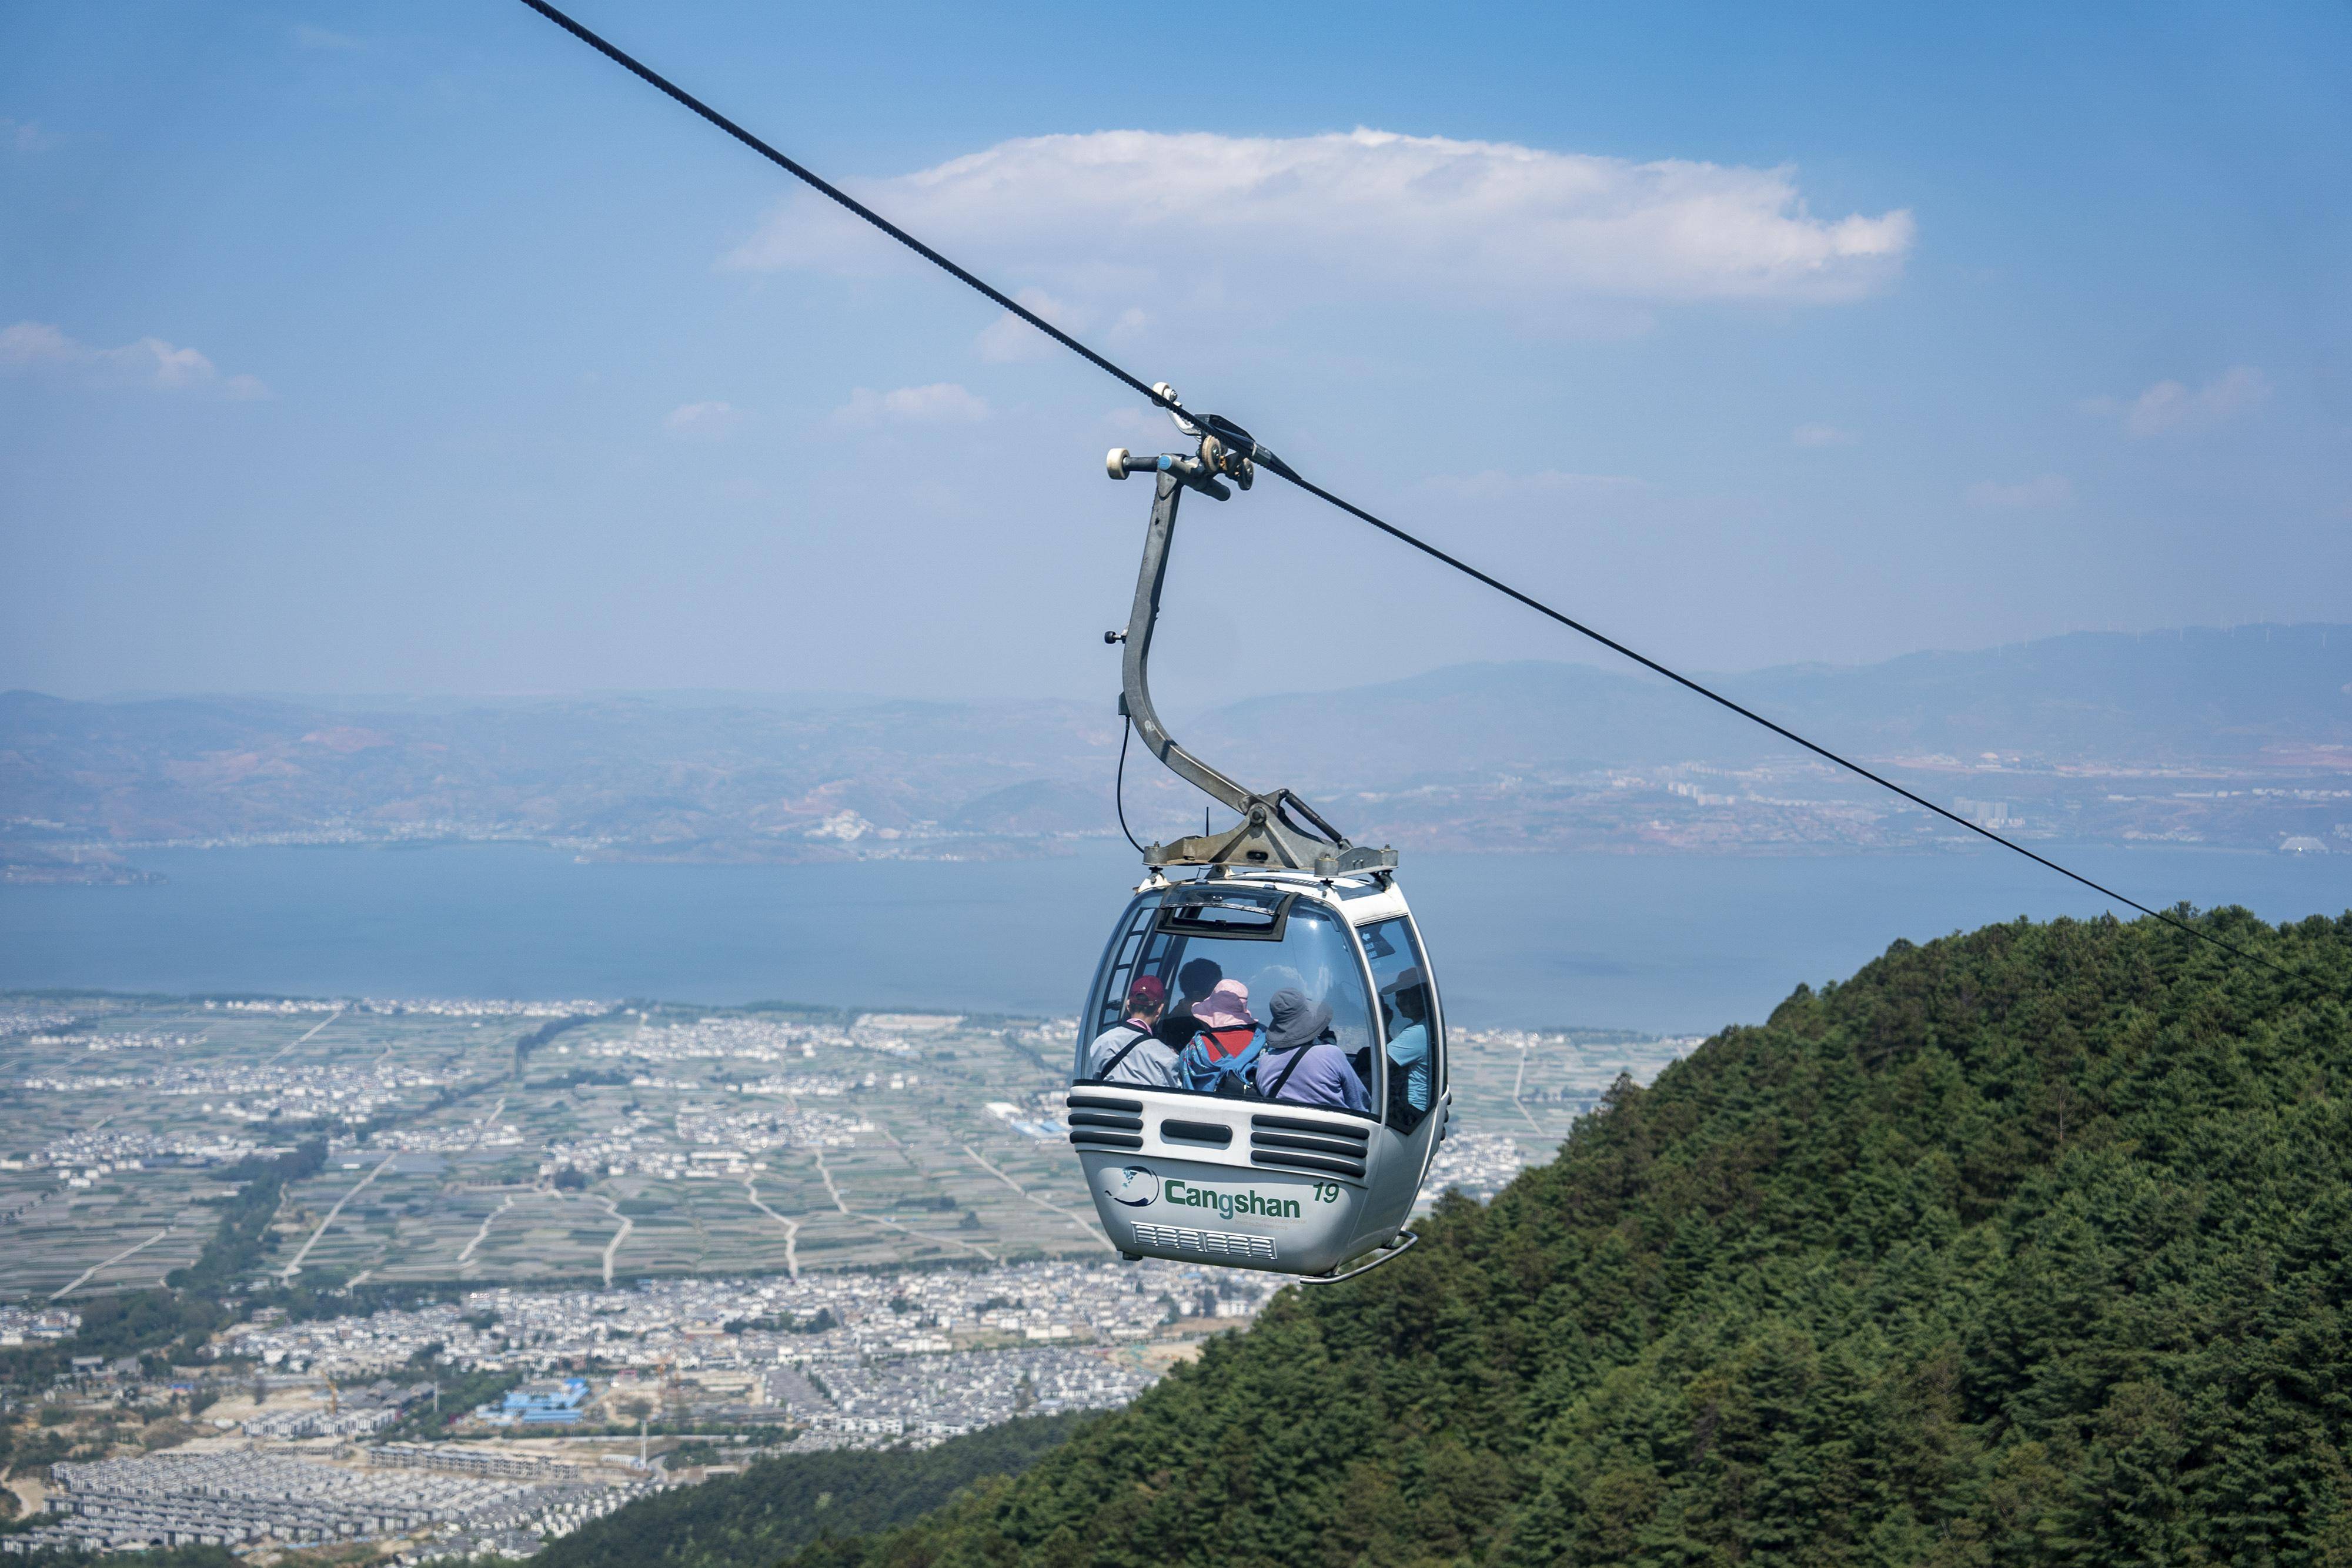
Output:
[[1180, 1029, 1263, 1096]]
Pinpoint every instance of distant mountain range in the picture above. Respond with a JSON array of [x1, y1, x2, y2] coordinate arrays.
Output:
[[1200, 621, 2352, 781], [4, 624, 2347, 878]]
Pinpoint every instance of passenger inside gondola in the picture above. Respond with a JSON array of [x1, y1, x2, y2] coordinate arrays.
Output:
[[1178, 978, 1260, 1093], [1172, 957, 1223, 1019], [1251, 988, 1370, 1113], [1079, 888, 1380, 1111], [1083, 975, 1181, 1088], [1382, 966, 1432, 1127], [1361, 917, 1440, 1133]]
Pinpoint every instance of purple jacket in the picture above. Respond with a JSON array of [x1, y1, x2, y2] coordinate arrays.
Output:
[[1253, 1041, 1371, 1114]]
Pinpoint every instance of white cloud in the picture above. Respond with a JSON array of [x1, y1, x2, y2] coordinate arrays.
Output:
[[1792, 423, 1857, 447], [1966, 474, 2072, 509], [2084, 366, 2269, 439], [833, 383, 990, 426], [0, 320, 269, 399], [2, 118, 54, 153], [663, 400, 744, 439], [724, 128, 1914, 327]]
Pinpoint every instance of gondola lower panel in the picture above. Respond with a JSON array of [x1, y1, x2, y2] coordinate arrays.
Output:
[[1070, 1090, 1409, 1277]]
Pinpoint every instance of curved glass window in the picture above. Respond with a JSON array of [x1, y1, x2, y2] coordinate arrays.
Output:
[[1359, 916, 1441, 1134], [1077, 885, 1378, 1112]]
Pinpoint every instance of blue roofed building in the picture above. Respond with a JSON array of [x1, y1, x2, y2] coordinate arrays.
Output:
[[473, 1377, 589, 1427]]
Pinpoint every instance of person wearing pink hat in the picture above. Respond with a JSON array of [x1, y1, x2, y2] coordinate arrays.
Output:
[[1178, 978, 1262, 1094], [1170, 979, 1255, 1094], [1192, 980, 1258, 1062]]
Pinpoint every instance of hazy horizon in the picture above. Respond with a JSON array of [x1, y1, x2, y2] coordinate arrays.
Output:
[[15, 617, 2346, 711]]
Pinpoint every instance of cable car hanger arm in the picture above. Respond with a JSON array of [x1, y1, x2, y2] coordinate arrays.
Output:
[[514, 0, 2291, 978], [1107, 447, 1395, 876]]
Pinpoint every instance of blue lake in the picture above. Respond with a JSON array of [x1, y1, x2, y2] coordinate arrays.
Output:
[[1, 842, 2341, 1034]]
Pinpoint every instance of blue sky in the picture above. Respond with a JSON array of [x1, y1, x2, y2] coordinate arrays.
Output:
[[2, 1, 2347, 706]]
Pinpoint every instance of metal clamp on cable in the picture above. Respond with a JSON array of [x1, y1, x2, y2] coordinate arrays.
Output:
[[1105, 447, 1230, 502], [1153, 382, 1268, 487], [1107, 384, 1254, 495]]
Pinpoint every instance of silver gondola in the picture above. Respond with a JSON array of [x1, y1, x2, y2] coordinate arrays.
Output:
[[1070, 396, 1449, 1283]]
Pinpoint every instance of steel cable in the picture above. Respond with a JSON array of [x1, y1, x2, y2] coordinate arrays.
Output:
[[1255, 456, 2289, 975], [515, 0, 2293, 978], [516, 0, 1176, 415]]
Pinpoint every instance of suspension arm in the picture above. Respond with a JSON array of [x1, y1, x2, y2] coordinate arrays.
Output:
[[1119, 470, 1256, 814], [1111, 461, 1398, 876]]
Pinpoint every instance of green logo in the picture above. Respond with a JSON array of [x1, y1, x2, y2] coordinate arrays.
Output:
[[1162, 1179, 1302, 1222]]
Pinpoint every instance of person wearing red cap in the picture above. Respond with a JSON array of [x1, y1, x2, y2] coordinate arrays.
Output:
[[1081, 974, 1181, 1088]]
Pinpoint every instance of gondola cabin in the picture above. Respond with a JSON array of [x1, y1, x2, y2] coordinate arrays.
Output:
[[1070, 870, 1448, 1278]]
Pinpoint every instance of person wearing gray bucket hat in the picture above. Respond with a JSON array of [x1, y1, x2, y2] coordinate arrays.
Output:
[[1251, 988, 1371, 1114]]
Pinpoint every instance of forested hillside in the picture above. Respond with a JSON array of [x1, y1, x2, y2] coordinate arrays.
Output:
[[790, 906, 2352, 1566], [532, 1413, 1087, 1568]]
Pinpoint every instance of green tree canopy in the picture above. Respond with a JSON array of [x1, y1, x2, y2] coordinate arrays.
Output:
[[530, 1413, 1087, 1568]]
